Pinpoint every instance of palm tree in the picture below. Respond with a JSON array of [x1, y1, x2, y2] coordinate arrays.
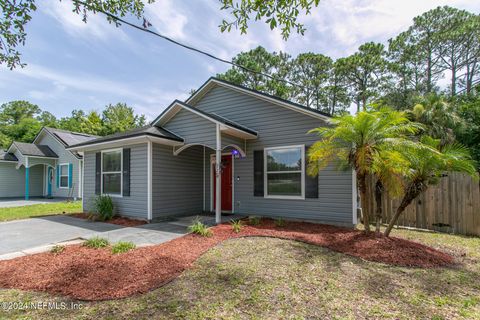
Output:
[[409, 94, 463, 145], [384, 137, 478, 237], [371, 150, 409, 234], [307, 108, 422, 234]]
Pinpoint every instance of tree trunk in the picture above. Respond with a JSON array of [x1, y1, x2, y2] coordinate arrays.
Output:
[[357, 172, 370, 234], [374, 179, 384, 234], [451, 65, 456, 96], [384, 182, 425, 237]]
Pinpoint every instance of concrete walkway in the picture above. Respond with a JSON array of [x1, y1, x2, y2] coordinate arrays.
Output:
[[0, 198, 65, 208], [0, 215, 189, 260]]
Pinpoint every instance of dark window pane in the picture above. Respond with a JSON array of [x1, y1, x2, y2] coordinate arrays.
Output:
[[60, 176, 69, 188], [267, 148, 302, 171], [103, 151, 121, 172], [103, 173, 121, 195], [267, 173, 301, 196]]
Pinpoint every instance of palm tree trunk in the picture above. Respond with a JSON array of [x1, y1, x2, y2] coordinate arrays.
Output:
[[374, 179, 384, 234], [357, 172, 370, 234], [384, 181, 425, 237]]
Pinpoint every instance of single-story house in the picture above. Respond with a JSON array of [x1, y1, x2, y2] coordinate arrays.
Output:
[[0, 127, 97, 200], [68, 77, 357, 227]]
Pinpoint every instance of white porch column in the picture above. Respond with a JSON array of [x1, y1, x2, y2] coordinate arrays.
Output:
[[215, 123, 222, 224]]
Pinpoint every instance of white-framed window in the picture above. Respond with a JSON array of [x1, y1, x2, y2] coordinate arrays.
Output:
[[264, 145, 305, 199], [59, 164, 69, 189], [101, 149, 122, 196]]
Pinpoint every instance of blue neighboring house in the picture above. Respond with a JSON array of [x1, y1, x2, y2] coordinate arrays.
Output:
[[0, 127, 97, 200]]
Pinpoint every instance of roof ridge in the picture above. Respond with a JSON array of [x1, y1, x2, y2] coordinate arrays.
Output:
[[45, 126, 99, 138]]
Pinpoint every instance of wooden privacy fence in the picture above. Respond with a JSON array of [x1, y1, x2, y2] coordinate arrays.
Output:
[[364, 173, 480, 237]]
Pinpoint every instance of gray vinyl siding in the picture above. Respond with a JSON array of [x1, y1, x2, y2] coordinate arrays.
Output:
[[152, 144, 203, 219], [163, 108, 217, 148], [83, 143, 148, 219], [0, 163, 43, 198], [195, 86, 354, 226], [35, 133, 81, 198]]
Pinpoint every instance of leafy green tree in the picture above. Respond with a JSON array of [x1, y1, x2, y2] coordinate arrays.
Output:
[[0, 100, 40, 125], [384, 136, 477, 236], [454, 94, 480, 168], [217, 46, 292, 99], [38, 111, 58, 127], [219, 0, 320, 39], [409, 94, 463, 145], [0, 101, 43, 148], [324, 61, 351, 115], [289, 53, 332, 110], [336, 42, 390, 112], [101, 103, 146, 135], [83, 111, 103, 136], [307, 108, 422, 234], [58, 109, 88, 133], [433, 7, 476, 96]]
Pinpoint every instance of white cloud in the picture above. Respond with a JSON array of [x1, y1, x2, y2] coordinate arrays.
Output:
[[145, 0, 189, 40], [41, 1, 130, 43], [4, 64, 186, 120]]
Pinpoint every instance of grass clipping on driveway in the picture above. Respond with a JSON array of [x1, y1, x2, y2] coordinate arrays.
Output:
[[0, 201, 81, 221], [0, 219, 454, 301]]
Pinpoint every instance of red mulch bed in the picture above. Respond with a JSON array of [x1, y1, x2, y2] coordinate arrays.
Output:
[[0, 219, 454, 301], [70, 213, 147, 227]]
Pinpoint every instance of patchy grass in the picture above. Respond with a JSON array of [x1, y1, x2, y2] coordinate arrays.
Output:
[[0, 201, 81, 221], [0, 227, 479, 319], [83, 237, 109, 249], [111, 242, 136, 254]]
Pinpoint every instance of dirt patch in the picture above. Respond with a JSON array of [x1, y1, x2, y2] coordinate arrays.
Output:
[[0, 219, 454, 301], [70, 213, 147, 227]]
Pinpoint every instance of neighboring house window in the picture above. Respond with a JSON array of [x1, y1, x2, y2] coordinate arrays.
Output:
[[264, 145, 305, 199], [102, 149, 122, 196], [59, 164, 69, 188]]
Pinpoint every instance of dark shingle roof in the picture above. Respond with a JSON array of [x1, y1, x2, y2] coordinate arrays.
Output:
[[13, 142, 58, 158], [45, 127, 99, 147], [68, 125, 184, 149], [0, 151, 18, 162]]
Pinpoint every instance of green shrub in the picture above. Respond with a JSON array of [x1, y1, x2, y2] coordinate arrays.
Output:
[[50, 245, 65, 255], [83, 236, 110, 249], [248, 216, 261, 226], [94, 195, 114, 221], [188, 218, 212, 237], [230, 219, 243, 233], [111, 241, 136, 254], [275, 217, 286, 227]]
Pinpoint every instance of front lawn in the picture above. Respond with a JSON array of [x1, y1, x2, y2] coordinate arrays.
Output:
[[0, 201, 81, 222], [0, 227, 478, 319]]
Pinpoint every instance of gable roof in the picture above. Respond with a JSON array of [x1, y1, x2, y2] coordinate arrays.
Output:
[[0, 151, 18, 162], [10, 142, 58, 158], [152, 77, 331, 124], [33, 127, 99, 159], [154, 100, 258, 138], [67, 125, 184, 150]]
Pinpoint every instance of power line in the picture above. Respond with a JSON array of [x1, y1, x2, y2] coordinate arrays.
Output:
[[73, 0, 305, 90]]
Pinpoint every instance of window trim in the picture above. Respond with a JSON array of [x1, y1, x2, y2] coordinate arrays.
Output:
[[58, 163, 70, 189], [264, 144, 305, 200], [101, 148, 123, 198]]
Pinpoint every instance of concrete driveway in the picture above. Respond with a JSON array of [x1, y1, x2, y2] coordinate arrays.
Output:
[[0, 215, 189, 260]]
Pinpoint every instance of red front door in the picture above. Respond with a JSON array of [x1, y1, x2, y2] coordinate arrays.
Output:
[[213, 155, 233, 212]]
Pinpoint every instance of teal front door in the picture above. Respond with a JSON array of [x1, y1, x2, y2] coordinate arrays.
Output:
[[47, 167, 53, 197]]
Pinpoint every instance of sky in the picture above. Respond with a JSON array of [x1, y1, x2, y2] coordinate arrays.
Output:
[[0, 0, 479, 120]]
